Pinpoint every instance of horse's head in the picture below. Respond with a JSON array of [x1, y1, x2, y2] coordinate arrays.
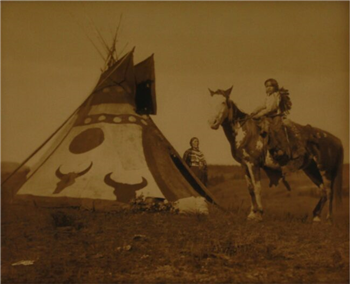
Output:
[[208, 86, 234, 130]]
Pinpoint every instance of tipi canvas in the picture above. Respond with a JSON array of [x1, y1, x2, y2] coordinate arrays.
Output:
[[14, 49, 216, 212]]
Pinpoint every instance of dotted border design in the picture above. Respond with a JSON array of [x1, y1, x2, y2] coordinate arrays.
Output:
[[78, 114, 149, 127]]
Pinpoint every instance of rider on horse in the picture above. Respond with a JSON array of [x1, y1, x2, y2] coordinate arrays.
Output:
[[250, 79, 304, 166]]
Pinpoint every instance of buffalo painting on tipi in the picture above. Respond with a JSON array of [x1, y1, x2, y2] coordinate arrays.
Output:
[[11, 49, 217, 212]]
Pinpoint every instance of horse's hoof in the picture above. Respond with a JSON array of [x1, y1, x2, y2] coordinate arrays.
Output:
[[247, 212, 263, 222], [247, 215, 255, 221], [326, 216, 333, 225], [313, 216, 321, 222], [247, 211, 256, 220]]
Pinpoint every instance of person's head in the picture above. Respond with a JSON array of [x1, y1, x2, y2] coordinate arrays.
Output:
[[264, 79, 279, 95], [190, 137, 199, 148]]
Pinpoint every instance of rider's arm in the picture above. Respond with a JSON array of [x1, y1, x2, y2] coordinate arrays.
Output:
[[254, 93, 280, 118], [251, 104, 265, 116]]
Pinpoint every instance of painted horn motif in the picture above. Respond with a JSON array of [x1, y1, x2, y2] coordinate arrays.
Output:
[[54, 162, 93, 194], [104, 173, 148, 203]]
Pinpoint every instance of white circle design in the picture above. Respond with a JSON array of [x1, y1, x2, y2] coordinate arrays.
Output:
[[84, 118, 92, 124], [113, 117, 122, 123], [128, 116, 136, 122], [98, 115, 106, 121]]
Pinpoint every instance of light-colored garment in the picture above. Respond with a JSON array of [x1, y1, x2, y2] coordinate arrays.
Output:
[[183, 148, 207, 169], [183, 147, 208, 186], [255, 92, 281, 118]]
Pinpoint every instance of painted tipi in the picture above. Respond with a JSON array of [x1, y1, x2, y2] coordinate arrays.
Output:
[[13, 49, 216, 212]]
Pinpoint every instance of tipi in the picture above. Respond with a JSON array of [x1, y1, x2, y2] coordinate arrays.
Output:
[[11, 49, 217, 212]]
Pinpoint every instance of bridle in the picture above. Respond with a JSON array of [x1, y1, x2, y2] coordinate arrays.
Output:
[[209, 86, 250, 127]]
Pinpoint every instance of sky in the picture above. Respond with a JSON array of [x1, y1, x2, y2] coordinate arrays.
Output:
[[1, 1, 349, 166]]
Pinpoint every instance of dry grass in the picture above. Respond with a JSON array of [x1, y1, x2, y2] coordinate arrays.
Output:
[[1, 165, 349, 283]]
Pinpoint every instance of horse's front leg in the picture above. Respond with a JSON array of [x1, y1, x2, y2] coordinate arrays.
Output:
[[244, 163, 263, 221]]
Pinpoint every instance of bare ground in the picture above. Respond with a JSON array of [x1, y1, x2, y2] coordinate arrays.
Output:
[[1, 166, 349, 283]]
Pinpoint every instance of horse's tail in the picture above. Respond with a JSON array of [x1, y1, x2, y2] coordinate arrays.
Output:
[[333, 141, 344, 205]]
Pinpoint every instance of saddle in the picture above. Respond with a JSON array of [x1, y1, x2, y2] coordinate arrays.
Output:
[[255, 117, 307, 168]]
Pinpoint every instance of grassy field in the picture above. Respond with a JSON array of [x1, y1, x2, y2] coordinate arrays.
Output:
[[1, 164, 349, 283]]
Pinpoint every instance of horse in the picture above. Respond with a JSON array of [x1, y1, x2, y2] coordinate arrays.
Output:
[[208, 87, 343, 222]]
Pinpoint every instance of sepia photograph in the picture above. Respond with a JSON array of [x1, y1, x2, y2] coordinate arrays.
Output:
[[1, 1, 349, 283]]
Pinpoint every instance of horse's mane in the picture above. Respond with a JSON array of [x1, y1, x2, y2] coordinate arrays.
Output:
[[228, 100, 248, 121]]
